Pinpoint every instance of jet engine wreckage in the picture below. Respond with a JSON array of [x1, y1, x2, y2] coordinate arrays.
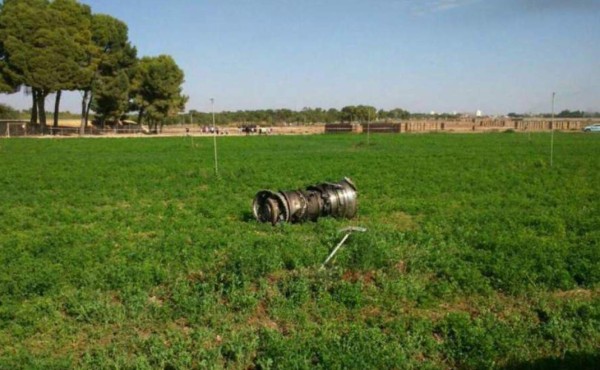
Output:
[[252, 177, 358, 225]]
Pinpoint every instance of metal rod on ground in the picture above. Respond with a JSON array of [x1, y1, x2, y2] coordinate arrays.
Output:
[[550, 92, 555, 167], [320, 227, 367, 270], [321, 233, 350, 270], [211, 98, 218, 176]]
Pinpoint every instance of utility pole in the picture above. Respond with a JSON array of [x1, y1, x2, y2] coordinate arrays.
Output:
[[211, 98, 218, 176], [550, 92, 555, 167]]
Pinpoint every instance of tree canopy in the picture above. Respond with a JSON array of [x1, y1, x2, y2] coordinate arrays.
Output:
[[130, 55, 187, 129], [87, 13, 137, 127], [179, 106, 411, 126], [341, 105, 377, 123], [0, 102, 19, 118], [0, 0, 185, 132], [0, 0, 95, 127]]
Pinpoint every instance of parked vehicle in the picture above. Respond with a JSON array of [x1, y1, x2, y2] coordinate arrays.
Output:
[[583, 123, 600, 132]]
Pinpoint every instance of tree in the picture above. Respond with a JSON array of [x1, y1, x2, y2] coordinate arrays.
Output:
[[0, 0, 47, 126], [557, 110, 585, 118], [0, 102, 19, 119], [341, 105, 376, 123], [82, 14, 136, 131], [90, 70, 130, 125], [0, 1, 19, 92], [0, 39, 21, 93], [381, 108, 410, 121], [0, 0, 92, 130], [130, 55, 186, 131], [325, 108, 341, 123], [48, 0, 93, 128]]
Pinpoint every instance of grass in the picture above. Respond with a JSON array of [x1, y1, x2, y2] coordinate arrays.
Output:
[[0, 133, 599, 369]]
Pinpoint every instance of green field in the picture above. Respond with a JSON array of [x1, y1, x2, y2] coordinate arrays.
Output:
[[0, 133, 599, 369]]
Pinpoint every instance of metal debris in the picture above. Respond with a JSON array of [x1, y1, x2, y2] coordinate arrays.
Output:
[[320, 226, 367, 270], [253, 177, 358, 225]]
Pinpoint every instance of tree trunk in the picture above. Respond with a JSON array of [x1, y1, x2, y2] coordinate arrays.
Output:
[[37, 91, 48, 133], [53, 90, 62, 128], [30, 89, 38, 126], [137, 108, 145, 126], [84, 92, 93, 127], [80, 89, 89, 135]]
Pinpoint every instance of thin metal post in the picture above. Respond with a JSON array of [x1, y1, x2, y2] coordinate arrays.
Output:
[[211, 98, 218, 176], [367, 110, 370, 146], [551, 92, 555, 167]]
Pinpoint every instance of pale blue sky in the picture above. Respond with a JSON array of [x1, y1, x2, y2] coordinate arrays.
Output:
[[2, 0, 599, 114]]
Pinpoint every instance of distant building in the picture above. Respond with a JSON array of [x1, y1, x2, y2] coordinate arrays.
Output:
[[476, 110, 483, 117]]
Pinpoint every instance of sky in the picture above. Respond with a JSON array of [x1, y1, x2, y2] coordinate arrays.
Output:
[[1, 0, 599, 115]]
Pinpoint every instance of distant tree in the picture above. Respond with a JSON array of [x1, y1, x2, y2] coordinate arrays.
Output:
[[325, 108, 341, 123], [341, 106, 354, 122], [0, 102, 19, 119], [557, 110, 585, 118], [341, 105, 376, 123], [130, 55, 186, 131], [388, 108, 410, 120]]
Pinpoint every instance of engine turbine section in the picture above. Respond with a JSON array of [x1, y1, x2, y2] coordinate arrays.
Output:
[[252, 177, 357, 225]]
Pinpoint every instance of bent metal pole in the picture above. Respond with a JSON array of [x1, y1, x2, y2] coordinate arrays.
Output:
[[252, 177, 358, 225], [320, 226, 367, 270]]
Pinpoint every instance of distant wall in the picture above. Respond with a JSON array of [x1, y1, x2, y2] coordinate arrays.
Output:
[[389, 118, 591, 133], [3, 118, 595, 137]]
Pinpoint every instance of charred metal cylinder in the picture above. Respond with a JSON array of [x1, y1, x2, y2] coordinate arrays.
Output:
[[253, 177, 357, 225]]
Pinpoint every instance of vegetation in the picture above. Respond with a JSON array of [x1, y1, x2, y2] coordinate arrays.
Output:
[[0, 102, 19, 119], [130, 55, 187, 130], [84, 13, 137, 129], [0, 0, 93, 128], [556, 110, 587, 118], [181, 106, 411, 127], [1, 103, 414, 126], [0, 0, 185, 130], [509, 111, 600, 119], [0, 133, 598, 368]]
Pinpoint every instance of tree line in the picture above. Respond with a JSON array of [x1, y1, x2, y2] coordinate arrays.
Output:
[[508, 110, 600, 119], [1, 102, 414, 126], [180, 106, 411, 126], [0, 0, 186, 133]]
